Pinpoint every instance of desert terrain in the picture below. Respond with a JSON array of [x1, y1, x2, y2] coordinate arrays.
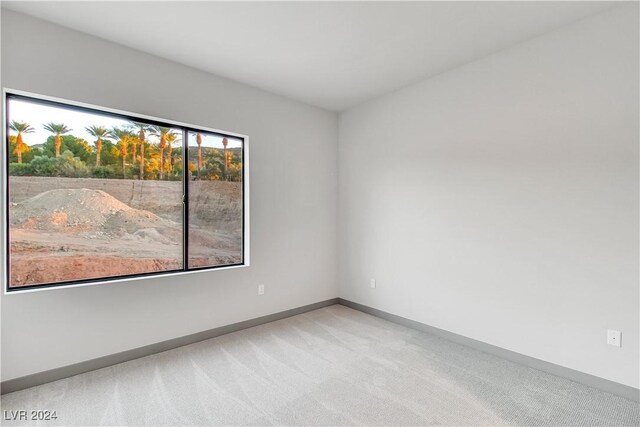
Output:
[[8, 176, 242, 287]]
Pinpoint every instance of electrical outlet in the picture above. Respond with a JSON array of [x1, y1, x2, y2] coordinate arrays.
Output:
[[607, 329, 621, 347], [370, 279, 376, 289], [257, 284, 265, 296]]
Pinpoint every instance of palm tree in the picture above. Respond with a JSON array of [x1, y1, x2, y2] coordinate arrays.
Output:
[[222, 137, 229, 180], [111, 127, 133, 179], [150, 126, 177, 179], [43, 122, 72, 157], [85, 125, 111, 166], [9, 121, 34, 164], [196, 133, 203, 178], [129, 122, 152, 180], [166, 132, 180, 174], [225, 151, 234, 181], [130, 135, 137, 164]]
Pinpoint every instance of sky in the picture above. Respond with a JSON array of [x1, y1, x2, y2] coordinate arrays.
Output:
[[7, 97, 242, 149]]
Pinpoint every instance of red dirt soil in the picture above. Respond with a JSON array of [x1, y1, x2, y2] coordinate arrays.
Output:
[[10, 255, 183, 285]]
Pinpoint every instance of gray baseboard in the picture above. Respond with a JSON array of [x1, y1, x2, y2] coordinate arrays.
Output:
[[1, 298, 339, 395], [337, 298, 640, 403], [4, 296, 638, 403]]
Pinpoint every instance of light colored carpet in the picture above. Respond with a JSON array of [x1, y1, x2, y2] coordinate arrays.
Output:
[[1, 304, 638, 426]]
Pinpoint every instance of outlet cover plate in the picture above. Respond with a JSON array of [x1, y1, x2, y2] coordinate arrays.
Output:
[[607, 329, 621, 347]]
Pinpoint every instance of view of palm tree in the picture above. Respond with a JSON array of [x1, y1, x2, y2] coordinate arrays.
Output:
[[149, 126, 178, 180], [43, 122, 72, 157], [222, 137, 229, 179], [128, 121, 152, 180], [85, 125, 111, 166], [196, 132, 203, 178], [110, 127, 134, 179], [166, 131, 179, 173], [9, 120, 34, 164]]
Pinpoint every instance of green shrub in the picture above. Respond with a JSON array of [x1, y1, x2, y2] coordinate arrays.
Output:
[[90, 165, 118, 178], [58, 151, 90, 177], [24, 151, 90, 178], [8, 163, 33, 176], [29, 155, 60, 176]]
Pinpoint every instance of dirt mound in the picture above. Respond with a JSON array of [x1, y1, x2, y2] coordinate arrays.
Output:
[[10, 188, 177, 235]]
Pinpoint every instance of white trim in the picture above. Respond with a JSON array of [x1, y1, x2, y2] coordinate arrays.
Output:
[[2, 90, 8, 294], [3, 266, 249, 295], [243, 136, 251, 268], [2, 88, 250, 295]]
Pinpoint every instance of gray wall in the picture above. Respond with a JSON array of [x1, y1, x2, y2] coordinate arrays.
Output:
[[0, 10, 338, 381], [338, 5, 639, 388]]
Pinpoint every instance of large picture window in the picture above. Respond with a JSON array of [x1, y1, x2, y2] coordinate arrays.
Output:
[[3, 90, 248, 292]]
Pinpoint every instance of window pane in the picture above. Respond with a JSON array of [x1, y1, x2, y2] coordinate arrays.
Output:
[[7, 96, 184, 288], [187, 131, 243, 268]]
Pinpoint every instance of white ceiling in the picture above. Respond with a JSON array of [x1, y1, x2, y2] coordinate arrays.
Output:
[[2, 1, 615, 112]]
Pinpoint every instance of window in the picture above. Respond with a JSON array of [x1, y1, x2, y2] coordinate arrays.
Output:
[[3, 90, 248, 292]]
